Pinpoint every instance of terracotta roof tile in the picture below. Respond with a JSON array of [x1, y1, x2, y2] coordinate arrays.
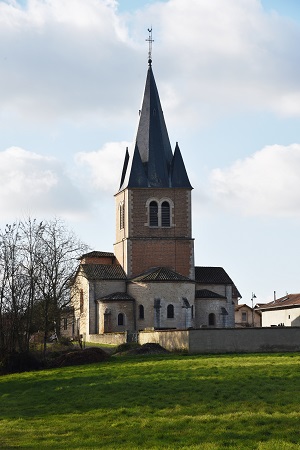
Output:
[[97, 292, 134, 301], [195, 289, 226, 299], [259, 293, 300, 310], [195, 266, 233, 284], [130, 267, 191, 282], [81, 264, 126, 280], [79, 251, 115, 259]]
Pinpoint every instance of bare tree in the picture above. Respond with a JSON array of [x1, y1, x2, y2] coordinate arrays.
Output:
[[36, 218, 88, 354], [0, 218, 88, 357]]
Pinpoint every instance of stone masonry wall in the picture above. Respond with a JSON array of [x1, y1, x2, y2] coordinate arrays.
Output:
[[128, 281, 195, 330], [139, 327, 300, 353]]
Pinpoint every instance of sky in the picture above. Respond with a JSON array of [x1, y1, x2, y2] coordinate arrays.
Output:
[[1, 0, 300, 306]]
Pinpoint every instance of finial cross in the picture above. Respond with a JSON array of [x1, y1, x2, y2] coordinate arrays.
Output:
[[146, 27, 154, 65]]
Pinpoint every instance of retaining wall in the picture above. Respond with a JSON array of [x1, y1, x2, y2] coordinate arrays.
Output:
[[139, 327, 300, 353]]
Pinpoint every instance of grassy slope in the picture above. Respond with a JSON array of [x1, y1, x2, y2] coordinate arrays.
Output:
[[0, 353, 300, 449]]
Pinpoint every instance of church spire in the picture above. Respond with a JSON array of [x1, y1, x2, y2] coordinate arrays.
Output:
[[118, 30, 192, 191]]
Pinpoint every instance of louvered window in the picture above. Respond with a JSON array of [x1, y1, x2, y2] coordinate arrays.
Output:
[[149, 201, 158, 226], [161, 201, 170, 227], [119, 202, 125, 229]]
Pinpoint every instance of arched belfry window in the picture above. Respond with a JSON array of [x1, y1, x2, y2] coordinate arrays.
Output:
[[149, 201, 158, 226], [167, 304, 174, 319], [147, 198, 173, 228], [161, 201, 170, 227], [119, 202, 125, 230]]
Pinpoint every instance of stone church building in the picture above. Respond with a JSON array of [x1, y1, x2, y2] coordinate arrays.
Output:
[[69, 57, 240, 342]]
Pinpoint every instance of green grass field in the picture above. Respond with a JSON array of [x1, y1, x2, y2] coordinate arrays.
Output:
[[0, 352, 300, 449]]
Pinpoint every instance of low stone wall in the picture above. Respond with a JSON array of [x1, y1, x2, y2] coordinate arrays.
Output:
[[139, 330, 189, 351], [86, 333, 126, 346], [139, 327, 300, 354]]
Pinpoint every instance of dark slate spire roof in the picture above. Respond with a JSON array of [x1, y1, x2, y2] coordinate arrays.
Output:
[[119, 64, 192, 191], [171, 142, 192, 188]]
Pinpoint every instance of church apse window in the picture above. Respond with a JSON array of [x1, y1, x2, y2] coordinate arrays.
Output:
[[139, 304, 145, 319], [167, 304, 174, 319], [149, 201, 159, 226], [118, 313, 124, 326], [161, 201, 170, 227], [208, 313, 216, 327]]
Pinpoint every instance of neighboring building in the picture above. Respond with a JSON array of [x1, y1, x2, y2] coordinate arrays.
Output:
[[69, 54, 241, 342], [259, 294, 300, 327], [235, 304, 261, 327]]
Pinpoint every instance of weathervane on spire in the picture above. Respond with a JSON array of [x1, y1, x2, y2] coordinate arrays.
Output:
[[146, 27, 154, 66]]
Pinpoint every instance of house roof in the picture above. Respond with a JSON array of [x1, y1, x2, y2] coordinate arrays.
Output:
[[195, 289, 226, 299], [130, 266, 191, 282], [97, 292, 134, 302], [259, 293, 300, 311], [80, 264, 126, 280], [79, 251, 115, 260], [119, 63, 192, 191], [235, 304, 252, 311]]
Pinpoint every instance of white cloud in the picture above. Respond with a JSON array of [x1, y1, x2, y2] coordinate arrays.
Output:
[[210, 144, 300, 217], [1, 0, 300, 127], [0, 146, 87, 218], [75, 141, 129, 192]]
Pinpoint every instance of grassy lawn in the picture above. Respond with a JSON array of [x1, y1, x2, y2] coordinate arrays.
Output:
[[0, 352, 300, 449]]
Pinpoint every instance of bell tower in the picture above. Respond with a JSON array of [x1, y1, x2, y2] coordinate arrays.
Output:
[[114, 31, 194, 278]]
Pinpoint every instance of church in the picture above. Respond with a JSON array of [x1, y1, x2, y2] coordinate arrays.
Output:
[[70, 49, 241, 342]]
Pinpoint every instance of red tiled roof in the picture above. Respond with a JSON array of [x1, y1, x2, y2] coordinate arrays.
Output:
[[79, 251, 115, 259], [259, 293, 300, 310], [81, 264, 126, 280], [195, 289, 226, 299], [130, 267, 191, 282], [97, 292, 134, 302]]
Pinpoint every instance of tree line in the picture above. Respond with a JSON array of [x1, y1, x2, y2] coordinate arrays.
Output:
[[0, 218, 88, 357]]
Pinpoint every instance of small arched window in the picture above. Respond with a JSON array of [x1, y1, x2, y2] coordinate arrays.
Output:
[[139, 305, 144, 320], [118, 313, 124, 326], [149, 201, 158, 226], [167, 304, 174, 319], [208, 313, 216, 327], [161, 201, 170, 227]]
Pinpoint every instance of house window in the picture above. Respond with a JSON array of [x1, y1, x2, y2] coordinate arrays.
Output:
[[242, 311, 247, 322], [167, 304, 174, 319], [119, 202, 125, 230], [149, 201, 159, 226], [63, 318, 68, 330], [118, 313, 124, 326], [161, 201, 170, 227], [208, 313, 216, 326], [139, 305, 145, 319]]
